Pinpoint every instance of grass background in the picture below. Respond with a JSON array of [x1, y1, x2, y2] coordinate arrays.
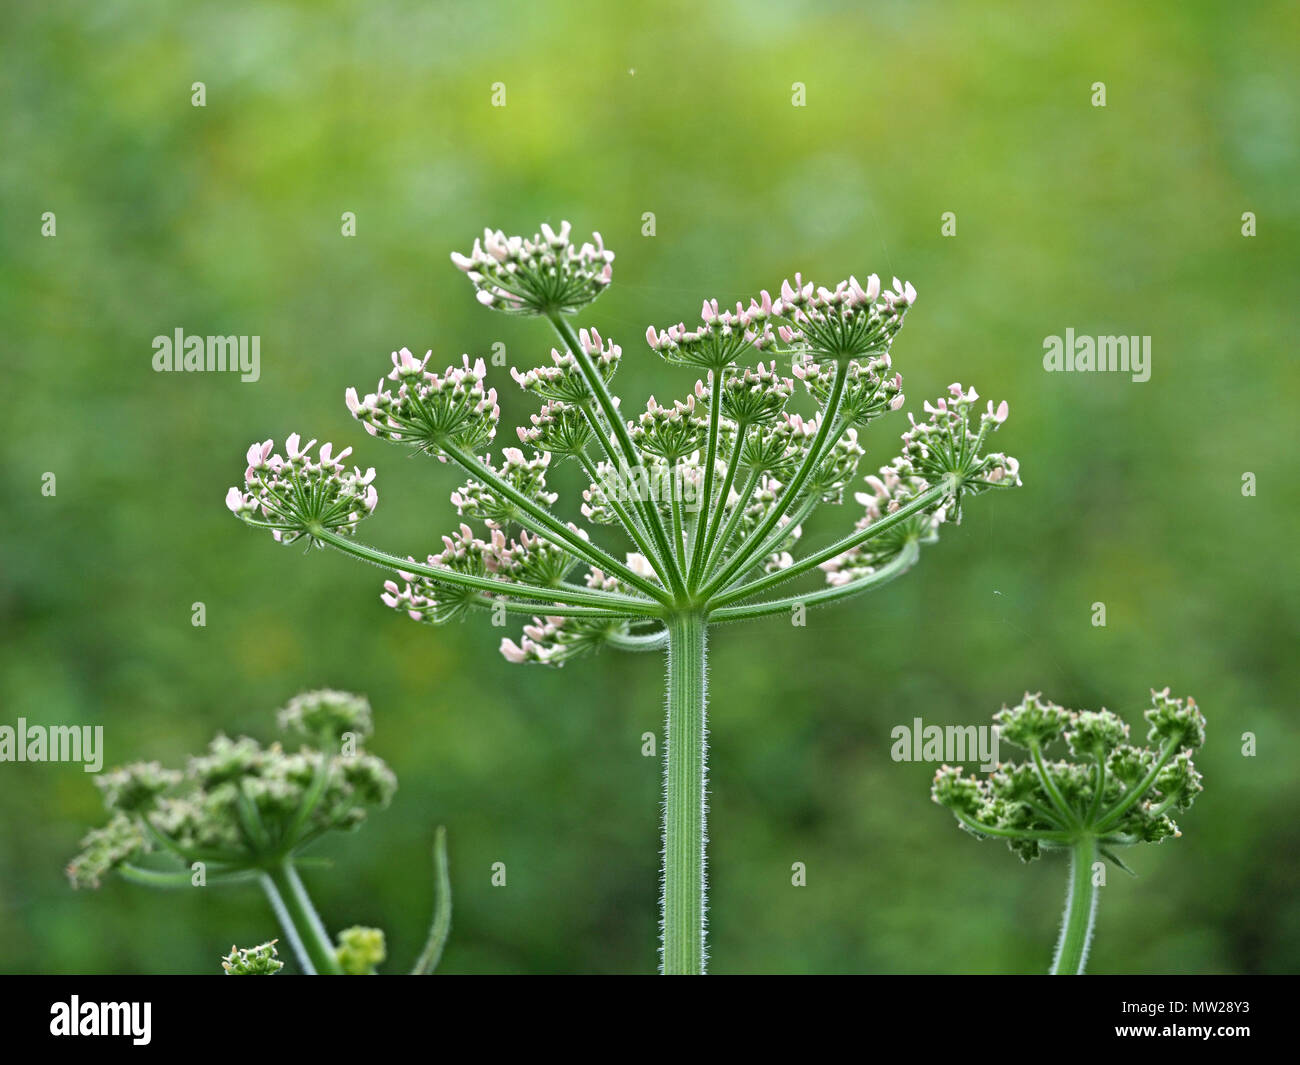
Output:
[[1, 0, 1297, 973]]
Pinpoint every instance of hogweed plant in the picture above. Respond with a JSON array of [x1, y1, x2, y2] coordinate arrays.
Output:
[[68, 690, 452, 975], [932, 688, 1205, 974], [224, 221, 1022, 974]]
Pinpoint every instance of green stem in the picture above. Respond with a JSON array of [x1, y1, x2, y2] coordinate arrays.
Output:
[[703, 464, 760, 577], [547, 312, 686, 597], [706, 484, 947, 609], [1050, 837, 1099, 975], [261, 860, 344, 975], [662, 611, 708, 975], [413, 826, 453, 974], [687, 370, 725, 589], [694, 424, 745, 588], [442, 442, 668, 604], [313, 528, 655, 614], [578, 452, 665, 575], [701, 358, 849, 597], [708, 540, 919, 622]]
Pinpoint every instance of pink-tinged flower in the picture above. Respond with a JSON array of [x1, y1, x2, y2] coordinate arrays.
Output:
[[227, 437, 379, 546], [500, 638, 528, 663], [246, 440, 273, 469], [450, 222, 614, 315], [284, 433, 318, 461], [389, 347, 430, 379]]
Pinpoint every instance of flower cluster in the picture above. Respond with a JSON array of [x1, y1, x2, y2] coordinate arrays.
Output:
[[773, 273, 915, 360], [896, 383, 1019, 521], [646, 292, 778, 368], [451, 449, 558, 525], [335, 926, 387, 975], [67, 690, 396, 889], [226, 436, 378, 546], [222, 941, 284, 975], [346, 350, 499, 458], [226, 220, 1021, 671], [792, 351, 903, 427], [511, 327, 620, 404], [451, 222, 614, 315], [932, 689, 1205, 863]]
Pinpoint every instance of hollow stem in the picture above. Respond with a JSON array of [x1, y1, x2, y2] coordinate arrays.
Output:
[[662, 611, 708, 975], [1050, 837, 1099, 975]]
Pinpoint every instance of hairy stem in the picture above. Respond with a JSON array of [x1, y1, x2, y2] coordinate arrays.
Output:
[[662, 611, 708, 975], [413, 826, 453, 974], [1051, 837, 1099, 975]]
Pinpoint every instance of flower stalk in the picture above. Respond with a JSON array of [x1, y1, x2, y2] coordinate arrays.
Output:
[[225, 222, 1022, 972], [662, 611, 709, 974], [1052, 836, 1099, 976]]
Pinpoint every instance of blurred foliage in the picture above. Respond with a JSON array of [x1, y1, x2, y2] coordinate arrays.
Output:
[[1, 0, 1298, 974]]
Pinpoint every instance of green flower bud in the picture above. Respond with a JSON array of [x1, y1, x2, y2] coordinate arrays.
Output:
[[1144, 688, 1206, 750], [1065, 709, 1129, 761], [278, 690, 374, 745], [96, 761, 181, 814], [993, 693, 1071, 750], [222, 940, 284, 975], [335, 926, 386, 975]]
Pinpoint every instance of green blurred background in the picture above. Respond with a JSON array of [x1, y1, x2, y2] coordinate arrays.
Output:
[[2, 0, 1298, 974]]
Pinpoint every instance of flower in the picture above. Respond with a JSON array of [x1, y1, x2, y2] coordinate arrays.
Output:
[[68, 692, 396, 888], [702, 362, 794, 427], [647, 291, 777, 369], [278, 690, 374, 744], [772, 274, 915, 360], [630, 394, 704, 461], [511, 328, 620, 403], [335, 926, 387, 975], [347, 351, 499, 459], [932, 689, 1205, 862], [450, 449, 558, 526], [792, 351, 903, 427], [450, 222, 614, 314], [222, 941, 284, 975], [894, 383, 1021, 523], [227, 436, 377, 546]]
